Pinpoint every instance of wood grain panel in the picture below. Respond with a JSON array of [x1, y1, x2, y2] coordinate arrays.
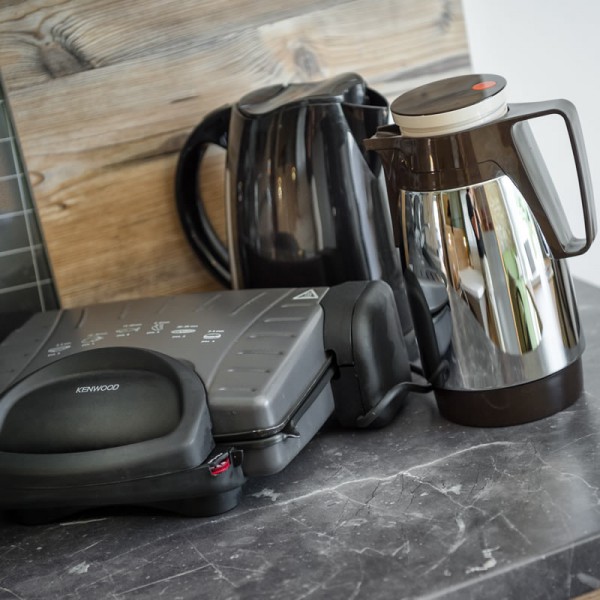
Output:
[[0, 0, 471, 307], [0, 0, 356, 87], [574, 591, 600, 600]]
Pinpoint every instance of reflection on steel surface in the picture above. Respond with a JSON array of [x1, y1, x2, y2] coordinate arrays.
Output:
[[402, 176, 582, 390]]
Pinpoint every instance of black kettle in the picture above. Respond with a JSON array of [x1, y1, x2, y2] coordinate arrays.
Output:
[[175, 73, 416, 343]]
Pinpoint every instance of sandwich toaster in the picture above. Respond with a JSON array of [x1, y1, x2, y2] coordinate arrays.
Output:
[[0, 281, 414, 523]]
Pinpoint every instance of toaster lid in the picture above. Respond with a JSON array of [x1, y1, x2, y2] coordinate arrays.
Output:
[[0, 347, 214, 487]]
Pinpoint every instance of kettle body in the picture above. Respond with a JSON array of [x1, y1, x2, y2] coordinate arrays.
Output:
[[366, 74, 597, 426], [176, 73, 414, 346]]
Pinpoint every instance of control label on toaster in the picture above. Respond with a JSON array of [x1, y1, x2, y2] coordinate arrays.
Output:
[[146, 321, 170, 335], [201, 329, 224, 343], [116, 324, 142, 337], [293, 289, 319, 301], [81, 332, 108, 347], [171, 324, 199, 338], [47, 342, 72, 357]]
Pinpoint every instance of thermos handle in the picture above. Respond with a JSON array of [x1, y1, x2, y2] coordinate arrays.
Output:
[[499, 100, 596, 258], [175, 106, 232, 287]]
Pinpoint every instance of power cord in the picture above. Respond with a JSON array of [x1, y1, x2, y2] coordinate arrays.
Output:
[[355, 360, 449, 428]]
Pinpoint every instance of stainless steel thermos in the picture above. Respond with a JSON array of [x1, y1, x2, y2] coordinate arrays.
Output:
[[366, 73, 596, 426]]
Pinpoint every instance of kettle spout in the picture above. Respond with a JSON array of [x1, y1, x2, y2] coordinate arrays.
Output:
[[364, 124, 403, 152], [364, 123, 408, 201], [363, 124, 406, 171]]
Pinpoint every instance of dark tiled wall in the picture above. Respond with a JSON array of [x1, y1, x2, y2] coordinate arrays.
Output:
[[0, 80, 59, 339]]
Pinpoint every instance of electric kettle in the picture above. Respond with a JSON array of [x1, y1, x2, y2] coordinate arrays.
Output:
[[365, 73, 597, 426], [175, 73, 415, 349]]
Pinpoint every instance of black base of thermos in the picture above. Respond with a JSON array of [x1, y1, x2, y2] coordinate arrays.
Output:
[[434, 358, 583, 427]]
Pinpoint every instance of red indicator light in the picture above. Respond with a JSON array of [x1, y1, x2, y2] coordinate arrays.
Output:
[[472, 81, 497, 91], [209, 457, 231, 476]]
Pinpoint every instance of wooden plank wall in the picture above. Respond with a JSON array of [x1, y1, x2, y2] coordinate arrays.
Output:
[[0, 0, 470, 308]]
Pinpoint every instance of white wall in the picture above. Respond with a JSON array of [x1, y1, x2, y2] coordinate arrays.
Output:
[[462, 0, 600, 287]]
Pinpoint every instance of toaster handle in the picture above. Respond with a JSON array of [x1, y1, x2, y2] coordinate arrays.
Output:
[[321, 280, 413, 428]]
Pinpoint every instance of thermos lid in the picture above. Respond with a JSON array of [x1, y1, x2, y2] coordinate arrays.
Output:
[[391, 74, 508, 137]]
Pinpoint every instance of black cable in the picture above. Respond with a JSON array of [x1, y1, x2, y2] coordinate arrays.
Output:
[[355, 360, 449, 428]]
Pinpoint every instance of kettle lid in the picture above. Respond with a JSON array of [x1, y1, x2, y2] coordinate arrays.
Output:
[[391, 74, 508, 137], [238, 72, 368, 116]]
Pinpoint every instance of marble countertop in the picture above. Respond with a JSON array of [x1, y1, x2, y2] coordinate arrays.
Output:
[[2, 281, 600, 599]]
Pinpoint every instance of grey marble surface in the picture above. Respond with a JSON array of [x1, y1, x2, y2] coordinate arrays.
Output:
[[2, 281, 600, 599]]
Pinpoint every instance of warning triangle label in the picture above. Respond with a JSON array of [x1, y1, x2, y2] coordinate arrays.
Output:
[[292, 289, 319, 300]]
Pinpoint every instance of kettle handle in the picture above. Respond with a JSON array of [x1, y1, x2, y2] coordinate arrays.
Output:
[[497, 100, 596, 258], [175, 106, 232, 287]]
